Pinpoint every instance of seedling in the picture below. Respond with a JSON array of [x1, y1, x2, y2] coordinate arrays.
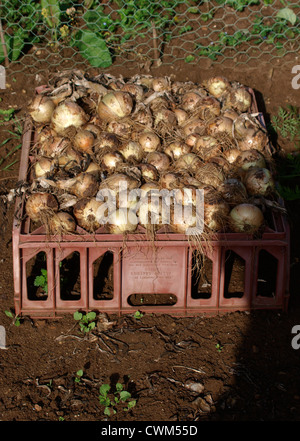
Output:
[[215, 343, 223, 352], [134, 310, 144, 320], [75, 369, 83, 383], [4, 310, 21, 327], [34, 268, 48, 294], [99, 382, 136, 416], [73, 310, 97, 333]]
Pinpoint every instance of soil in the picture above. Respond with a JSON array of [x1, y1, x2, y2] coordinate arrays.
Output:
[[0, 46, 300, 423]]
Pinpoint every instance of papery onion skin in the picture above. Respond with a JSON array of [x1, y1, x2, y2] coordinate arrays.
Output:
[[204, 76, 231, 98], [139, 131, 161, 153], [67, 172, 99, 199], [138, 163, 159, 182], [48, 211, 76, 234], [164, 141, 191, 161], [235, 149, 266, 171], [74, 129, 95, 154], [229, 203, 264, 234], [34, 157, 54, 178], [107, 208, 138, 234], [25, 192, 58, 223]]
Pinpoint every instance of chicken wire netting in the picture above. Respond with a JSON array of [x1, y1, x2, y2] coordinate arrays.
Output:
[[0, 0, 299, 75]]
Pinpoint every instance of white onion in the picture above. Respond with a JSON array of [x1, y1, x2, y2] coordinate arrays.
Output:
[[138, 163, 159, 182], [204, 76, 231, 98], [51, 100, 88, 133], [118, 141, 144, 163], [229, 203, 264, 233], [224, 87, 252, 113], [175, 153, 202, 174], [29, 95, 56, 123], [100, 151, 124, 172], [235, 149, 266, 170], [73, 197, 107, 232], [25, 192, 58, 223], [208, 116, 233, 137], [139, 131, 161, 153], [107, 208, 138, 234], [74, 129, 95, 154], [164, 141, 191, 161], [48, 211, 76, 234], [34, 157, 54, 178]]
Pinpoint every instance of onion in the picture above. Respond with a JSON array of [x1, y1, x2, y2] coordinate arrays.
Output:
[[204, 193, 230, 231], [29, 95, 56, 123], [51, 100, 88, 133], [132, 105, 153, 127], [219, 178, 248, 205], [235, 149, 266, 171], [195, 162, 225, 189], [229, 203, 264, 233], [204, 76, 231, 98], [96, 132, 119, 151], [57, 172, 98, 199], [25, 192, 58, 223], [57, 147, 82, 171], [152, 77, 170, 92], [138, 163, 159, 182], [107, 208, 138, 234], [85, 161, 101, 178], [243, 167, 275, 196], [73, 197, 106, 232], [39, 136, 71, 158], [193, 136, 221, 161], [208, 116, 233, 137], [99, 173, 140, 193], [196, 96, 221, 120], [48, 211, 76, 234], [170, 204, 197, 234], [164, 141, 191, 161], [174, 153, 202, 174], [139, 131, 161, 153], [34, 157, 54, 178], [146, 151, 170, 173], [121, 83, 144, 101], [185, 133, 201, 148], [74, 129, 95, 154], [100, 151, 124, 172], [237, 129, 268, 152], [222, 108, 239, 120], [182, 118, 205, 137], [174, 108, 188, 126], [223, 148, 241, 164], [160, 172, 181, 190], [154, 108, 177, 129], [117, 189, 140, 210], [107, 120, 132, 138], [207, 156, 231, 174], [118, 141, 144, 163], [224, 87, 252, 113], [35, 126, 56, 144], [174, 186, 198, 206], [97, 91, 133, 121], [181, 92, 204, 113], [83, 123, 102, 139]]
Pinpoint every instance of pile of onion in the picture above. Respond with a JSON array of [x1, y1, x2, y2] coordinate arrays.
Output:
[[26, 71, 277, 238]]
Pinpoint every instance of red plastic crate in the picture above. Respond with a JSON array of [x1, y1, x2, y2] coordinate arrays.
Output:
[[12, 90, 290, 318]]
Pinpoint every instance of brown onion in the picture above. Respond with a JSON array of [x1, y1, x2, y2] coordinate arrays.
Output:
[[146, 151, 170, 173], [175, 153, 202, 174], [39, 136, 71, 158], [193, 136, 221, 161], [152, 77, 170, 92], [235, 149, 266, 170], [34, 157, 54, 178], [107, 208, 138, 234], [138, 163, 159, 182], [73, 197, 107, 232], [164, 141, 191, 161], [181, 92, 204, 113], [74, 129, 95, 154], [100, 151, 124, 172], [118, 141, 144, 163], [224, 87, 252, 113], [26, 192, 58, 223], [97, 91, 133, 122], [208, 116, 233, 137], [195, 163, 225, 189], [48, 211, 76, 234], [204, 76, 231, 98], [29, 95, 56, 123], [243, 167, 275, 196], [219, 178, 248, 205], [139, 131, 161, 153]]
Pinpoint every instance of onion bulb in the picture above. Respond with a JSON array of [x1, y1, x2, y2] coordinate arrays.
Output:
[[100, 151, 124, 172], [193, 136, 221, 161], [118, 141, 144, 163], [223, 148, 241, 164], [138, 163, 159, 182], [164, 141, 191, 161], [204, 193, 230, 231], [170, 204, 197, 234], [57, 172, 98, 199], [51, 100, 88, 133], [195, 162, 225, 189], [107, 208, 138, 234], [224, 87, 252, 113], [34, 157, 54, 178], [99, 173, 140, 193], [74, 129, 95, 154], [96, 132, 119, 151], [160, 172, 182, 190], [208, 116, 233, 137], [73, 197, 107, 232], [182, 118, 205, 137], [39, 136, 71, 158], [235, 149, 266, 171], [121, 83, 144, 101], [48, 211, 76, 234], [243, 167, 275, 196], [174, 108, 188, 126], [204, 76, 231, 98], [181, 92, 204, 113], [219, 178, 248, 205], [152, 77, 170, 92], [146, 151, 170, 173], [175, 153, 202, 174], [229, 203, 264, 233], [25, 192, 58, 223], [29, 95, 56, 123], [97, 91, 133, 121], [139, 131, 161, 153]]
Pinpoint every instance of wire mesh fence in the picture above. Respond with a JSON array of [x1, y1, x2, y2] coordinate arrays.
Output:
[[0, 0, 299, 75]]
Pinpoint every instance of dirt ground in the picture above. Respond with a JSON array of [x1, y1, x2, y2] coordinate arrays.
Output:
[[0, 49, 300, 423]]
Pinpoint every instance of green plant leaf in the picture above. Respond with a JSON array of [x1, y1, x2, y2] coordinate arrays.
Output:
[[73, 311, 83, 321], [86, 311, 96, 321], [127, 399, 136, 409], [100, 384, 110, 396], [34, 275, 46, 287], [120, 390, 131, 401], [5, 310, 14, 318], [41, 0, 60, 28], [73, 30, 112, 68], [115, 382, 123, 392], [76, 369, 83, 377], [276, 7, 297, 25], [104, 406, 111, 416]]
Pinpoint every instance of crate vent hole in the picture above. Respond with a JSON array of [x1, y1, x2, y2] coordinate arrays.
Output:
[[224, 250, 245, 299], [256, 250, 278, 298], [191, 252, 212, 299], [59, 252, 81, 300], [26, 251, 48, 301], [127, 293, 177, 306], [93, 251, 114, 301]]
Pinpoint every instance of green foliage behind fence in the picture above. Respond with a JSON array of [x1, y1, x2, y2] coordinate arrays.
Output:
[[0, 0, 299, 72]]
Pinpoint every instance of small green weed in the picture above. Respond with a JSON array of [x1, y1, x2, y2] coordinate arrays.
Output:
[[73, 310, 97, 333], [75, 369, 84, 383], [99, 382, 136, 416], [5, 310, 21, 326]]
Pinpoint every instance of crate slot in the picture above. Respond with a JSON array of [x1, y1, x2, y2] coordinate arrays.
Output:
[[59, 251, 81, 301], [224, 250, 245, 299], [93, 251, 114, 301], [256, 250, 278, 298], [191, 253, 213, 300], [26, 251, 48, 301]]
